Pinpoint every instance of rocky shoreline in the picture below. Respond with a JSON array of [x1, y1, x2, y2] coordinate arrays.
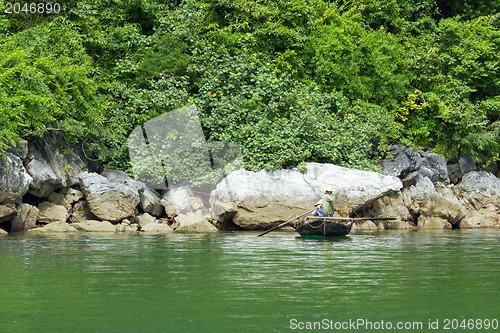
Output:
[[1, 137, 499, 235]]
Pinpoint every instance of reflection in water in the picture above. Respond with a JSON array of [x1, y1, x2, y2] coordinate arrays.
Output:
[[0, 230, 499, 332]]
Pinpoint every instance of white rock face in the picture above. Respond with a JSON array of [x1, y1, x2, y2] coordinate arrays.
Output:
[[0, 152, 32, 203], [210, 163, 403, 229]]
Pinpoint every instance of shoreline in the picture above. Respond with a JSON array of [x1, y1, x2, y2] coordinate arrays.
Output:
[[1, 139, 499, 234]]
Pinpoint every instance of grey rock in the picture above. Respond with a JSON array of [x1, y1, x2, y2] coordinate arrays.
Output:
[[161, 186, 206, 217], [0, 152, 32, 203], [71, 220, 116, 232], [11, 204, 39, 232], [136, 213, 157, 228], [458, 171, 500, 216], [210, 163, 402, 230], [26, 150, 62, 197], [79, 172, 140, 221], [101, 170, 147, 192], [26, 135, 101, 198], [418, 151, 449, 184], [140, 188, 164, 217], [447, 163, 462, 184], [459, 155, 477, 174], [173, 211, 218, 233], [37, 202, 68, 223], [28, 222, 77, 233], [379, 144, 422, 178], [402, 177, 466, 225]]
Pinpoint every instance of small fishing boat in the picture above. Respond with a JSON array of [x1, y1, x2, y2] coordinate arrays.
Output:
[[294, 216, 353, 237]]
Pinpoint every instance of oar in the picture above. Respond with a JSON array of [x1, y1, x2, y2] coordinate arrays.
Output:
[[257, 209, 315, 237]]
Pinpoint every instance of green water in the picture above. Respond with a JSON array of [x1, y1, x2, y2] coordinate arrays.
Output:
[[1, 230, 499, 333]]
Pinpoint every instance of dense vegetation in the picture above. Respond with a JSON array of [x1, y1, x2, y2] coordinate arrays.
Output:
[[1, 0, 499, 178]]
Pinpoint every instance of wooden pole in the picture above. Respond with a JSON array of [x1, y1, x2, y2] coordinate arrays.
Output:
[[256, 209, 315, 237]]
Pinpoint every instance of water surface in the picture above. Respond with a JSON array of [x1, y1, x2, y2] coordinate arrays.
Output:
[[1, 230, 499, 332]]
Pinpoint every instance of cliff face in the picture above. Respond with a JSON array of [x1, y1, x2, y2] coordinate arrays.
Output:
[[1, 140, 499, 234]]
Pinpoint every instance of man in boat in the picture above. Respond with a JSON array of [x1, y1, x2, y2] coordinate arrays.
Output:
[[320, 186, 339, 217]]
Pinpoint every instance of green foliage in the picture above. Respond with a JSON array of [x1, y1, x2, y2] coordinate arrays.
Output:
[[0, 18, 105, 149], [1, 0, 498, 173], [312, 12, 411, 110]]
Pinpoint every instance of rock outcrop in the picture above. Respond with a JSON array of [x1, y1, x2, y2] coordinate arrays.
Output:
[[26, 135, 101, 198], [210, 163, 402, 229], [0, 152, 32, 203], [458, 171, 500, 216], [380, 144, 449, 184], [79, 172, 140, 222]]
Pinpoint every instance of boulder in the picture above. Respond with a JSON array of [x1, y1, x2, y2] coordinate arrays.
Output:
[[173, 211, 218, 233], [0, 204, 17, 223], [10, 204, 39, 232], [29, 222, 77, 233], [140, 188, 164, 217], [417, 216, 452, 229], [0, 152, 32, 203], [458, 171, 500, 216], [25, 135, 101, 198], [379, 144, 422, 178], [460, 216, 500, 229], [459, 155, 477, 174], [0, 228, 7, 235], [69, 200, 97, 223], [79, 172, 140, 222], [161, 186, 207, 217], [136, 213, 157, 228], [141, 223, 173, 233], [71, 220, 116, 232], [37, 202, 68, 223], [210, 163, 402, 230]]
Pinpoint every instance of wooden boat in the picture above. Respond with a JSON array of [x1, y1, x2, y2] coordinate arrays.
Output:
[[293, 216, 398, 237], [294, 216, 353, 237]]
